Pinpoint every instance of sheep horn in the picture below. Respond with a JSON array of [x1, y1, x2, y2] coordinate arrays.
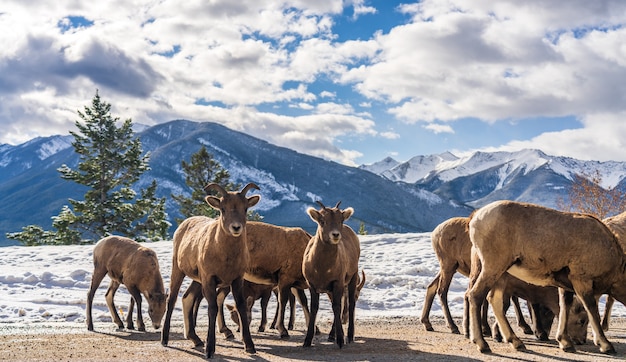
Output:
[[334, 201, 342, 209], [316, 200, 327, 209], [204, 183, 227, 196], [240, 182, 260, 196]]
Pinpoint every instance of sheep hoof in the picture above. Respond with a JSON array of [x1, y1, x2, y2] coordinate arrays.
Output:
[[258, 326, 265, 333], [561, 345, 576, 353], [535, 332, 549, 341], [600, 345, 616, 355], [476, 344, 492, 354], [512, 341, 526, 351], [138, 326, 146, 332], [450, 327, 460, 334], [245, 346, 257, 354]]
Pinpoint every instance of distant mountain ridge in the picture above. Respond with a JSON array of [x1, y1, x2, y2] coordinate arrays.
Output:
[[360, 149, 626, 209], [0, 120, 470, 246], [4, 120, 624, 247]]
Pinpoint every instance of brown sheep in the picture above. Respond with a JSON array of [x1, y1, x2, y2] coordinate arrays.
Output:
[[86, 235, 166, 332], [180, 221, 316, 343], [160, 183, 260, 359], [601, 211, 626, 330], [422, 217, 587, 342], [302, 201, 361, 348], [467, 200, 626, 354]]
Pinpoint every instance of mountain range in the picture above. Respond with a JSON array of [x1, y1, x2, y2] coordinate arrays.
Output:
[[2, 119, 625, 247], [0, 120, 469, 246]]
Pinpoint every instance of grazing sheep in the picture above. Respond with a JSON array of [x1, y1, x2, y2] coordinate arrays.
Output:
[[160, 183, 260, 359], [181, 221, 316, 342], [421, 217, 493, 335], [302, 201, 361, 348], [422, 217, 586, 341], [467, 200, 626, 354], [488, 269, 589, 344], [86, 235, 166, 332], [601, 211, 626, 331]]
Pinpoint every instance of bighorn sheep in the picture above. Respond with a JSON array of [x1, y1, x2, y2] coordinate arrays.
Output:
[[86, 235, 166, 332], [422, 217, 587, 341], [601, 211, 626, 330], [467, 200, 626, 354], [302, 201, 361, 348], [180, 221, 316, 344], [160, 183, 260, 359]]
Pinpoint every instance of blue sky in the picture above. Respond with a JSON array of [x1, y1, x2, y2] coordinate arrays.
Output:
[[1, 1, 625, 166]]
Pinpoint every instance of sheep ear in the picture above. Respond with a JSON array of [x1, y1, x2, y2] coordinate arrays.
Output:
[[307, 207, 320, 222], [247, 195, 261, 208], [226, 304, 236, 312], [205, 195, 221, 209], [342, 207, 354, 221]]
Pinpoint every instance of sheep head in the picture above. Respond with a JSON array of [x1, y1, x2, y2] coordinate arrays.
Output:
[[307, 201, 354, 245], [204, 182, 261, 237]]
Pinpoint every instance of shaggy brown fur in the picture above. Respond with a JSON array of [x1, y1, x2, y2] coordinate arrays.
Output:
[[421, 217, 588, 342], [160, 183, 260, 359], [86, 236, 166, 332], [467, 200, 625, 354], [302, 201, 361, 348]]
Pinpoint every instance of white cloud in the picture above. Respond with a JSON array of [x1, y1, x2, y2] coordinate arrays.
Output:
[[488, 112, 626, 162], [379, 131, 400, 140], [424, 123, 454, 134], [351, 0, 377, 20], [3, 0, 626, 166]]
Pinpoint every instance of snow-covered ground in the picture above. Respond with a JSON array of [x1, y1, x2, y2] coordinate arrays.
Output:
[[0, 232, 623, 327]]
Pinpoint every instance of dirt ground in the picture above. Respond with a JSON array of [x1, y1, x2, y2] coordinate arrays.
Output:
[[2, 316, 626, 361]]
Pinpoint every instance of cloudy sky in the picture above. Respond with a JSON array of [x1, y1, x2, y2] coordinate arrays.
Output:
[[2, 1, 626, 166]]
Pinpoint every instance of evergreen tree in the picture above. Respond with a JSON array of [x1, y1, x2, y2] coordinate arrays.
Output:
[[7, 91, 169, 245], [171, 146, 238, 223]]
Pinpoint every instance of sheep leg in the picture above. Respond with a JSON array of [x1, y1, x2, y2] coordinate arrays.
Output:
[[161, 265, 185, 347], [511, 296, 533, 335], [554, 288, 577, 352], [529, 303, 550, 341], [181, 281, 204, 347], [488, 282, 525, 350], [201, 280, 219, 359], [126, 297, 135, 330], [86, 267, 107, 331], [275, 285, 292, 339], [439, 267, 463, 334], [287, 288, 296, 330], [230, 277, 256, 354], [601, 295, 614, 331], [347, 273, 357, 344], [467, 264, 503, 353], [303, 288, 320, 347], [126, 286, 145, 331], [420, 273, 440, 332], [258, 289, 270, 332], [330, 283, 345, 348], [270, 289, 279, 329], [216, 287, 235, 339], [569, 283, 615, 354], [105, 280, 125, 329]]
